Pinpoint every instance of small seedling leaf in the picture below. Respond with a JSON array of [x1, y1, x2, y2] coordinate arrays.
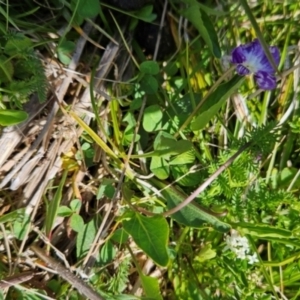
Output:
[[70, 199, 82, 213], [57, 206, 73, 217], [70, 214, 85, 233], [57, 40, 75, 65], [97, 179, 116, 200]]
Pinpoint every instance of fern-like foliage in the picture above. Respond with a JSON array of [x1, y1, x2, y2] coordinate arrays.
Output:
[[107, 257, 130, 294], [197, 122, 298, 230], [19, 53, 47, 101], [0, 32, 48, 111], [234, 121, 281, 155]]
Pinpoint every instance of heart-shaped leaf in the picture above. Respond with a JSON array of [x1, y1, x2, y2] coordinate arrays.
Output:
[[122, 212, 170, 266]]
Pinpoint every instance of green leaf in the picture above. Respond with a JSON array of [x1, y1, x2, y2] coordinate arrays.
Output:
[[13, 212, 30, 240], [140, 74, 158, 94], [148, 133, 194, 179], [57, 206, 73, 217], [0, 208, 25, 224], [123, 127, 141, 145], [153, 141, 193, 157], [0, 110, 28, 126], [100, 240, 116, 265], [150, 156, 169, 180], [181, 0, 221, 58], [77, 219, 97, 259], [134, 5, 157, 22], [70, 0, 100, 19], [122, 212, 170, 266], [81, 143, 90, 151], [171, 164, 202, 187], [124, 133, 141, 145], [191, 75, 245, 131], [154, 133, 193, 155], [70, 214, 85, 233], [123, 111, 137, 128], [169, 150, 195, 165], [236, 223, 292, 238], [195, 244, 216, 262], [153, 131, 174, 150], [70, 199, 82, 213], [278, 167, 300, 188], [140, 275, 163, 300], [57, 40, 75, 65], [118, 4, 156, 22], [110, 228, 129, 244], [143, 105, 163, 132], [151, 178, 231, 233], [96, 178, 116, 200], [140, 61, 160, 75]]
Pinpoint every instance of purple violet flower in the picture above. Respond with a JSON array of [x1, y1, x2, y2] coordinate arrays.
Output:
[[231, 39, 280, 90]]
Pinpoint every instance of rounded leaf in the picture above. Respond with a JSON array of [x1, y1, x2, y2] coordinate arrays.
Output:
[[140, 61, 160, 75], [143, 105, 163, 132]]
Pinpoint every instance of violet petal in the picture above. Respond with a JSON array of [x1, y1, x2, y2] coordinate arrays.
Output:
[[254, 71, 277, 90], [236, 65, 251, 76], [231, 39, 280, 75], [231, 39, 264, 65], [257, 46, 280, 73], [231, 46, 247, 64], [269, 46, 281, 66]]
